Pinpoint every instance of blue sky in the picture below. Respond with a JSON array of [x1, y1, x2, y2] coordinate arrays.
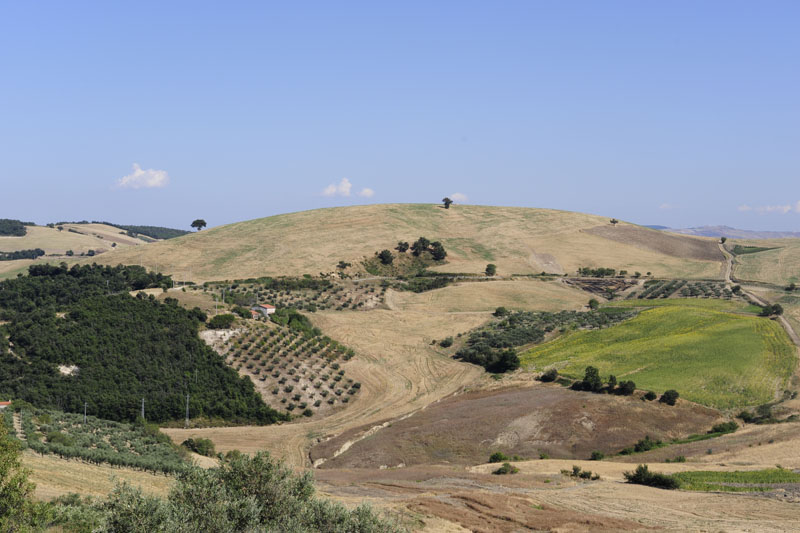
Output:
[[1, 1, 798, 231]]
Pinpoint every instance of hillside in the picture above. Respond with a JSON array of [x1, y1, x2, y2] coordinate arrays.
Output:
[[93, 204, 725, 281], [0, 222, 147, 279], [668, 225, 800, 240]]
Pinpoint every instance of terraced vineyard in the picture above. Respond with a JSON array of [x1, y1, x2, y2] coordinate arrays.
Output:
[[6, 407, 187, 474], [214, 322, 361, 417], [202, 279, 387, 312]]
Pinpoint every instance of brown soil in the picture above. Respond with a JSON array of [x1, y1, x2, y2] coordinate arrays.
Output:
[[585, 225, 724, 262], [311, 384, 721, 468]]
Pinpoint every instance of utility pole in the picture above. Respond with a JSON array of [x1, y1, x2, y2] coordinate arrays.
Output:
[[184, 394, 190, 429], [141, 398, 145, 421], [83, 401, 87, 424]]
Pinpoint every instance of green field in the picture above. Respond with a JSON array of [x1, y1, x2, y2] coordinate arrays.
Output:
[[521, 299, 796, 408], [672, 469, 800, 492]]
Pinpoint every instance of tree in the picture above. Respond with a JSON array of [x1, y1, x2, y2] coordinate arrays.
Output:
[[378, 249, 394, 265], [588, 298, 599, 310], [610, 218, 619, 226], [660, 389, 680, 405], [617, 380, 636, 396], [410, 237, 430, 256], [607, 374, 617, 390], [191, 219, 207, 231], [442, 197, 453, 209], [485, 264, 497, 276], [582, 366, 603, 392], [720, 237, 727, 244], [786, 282, 797, 292], [430, 241, 447, 261], [395, 241, 409, 253], [493, 306, 509, 317]]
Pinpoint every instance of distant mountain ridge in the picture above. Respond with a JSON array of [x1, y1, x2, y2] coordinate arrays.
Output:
[[656, 225, 800, 240]]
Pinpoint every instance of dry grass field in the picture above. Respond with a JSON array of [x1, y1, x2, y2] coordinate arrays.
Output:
[[732, 238, 800, 285], [23, 450, 173, 501], [91, 204, 725, 281], [387, 279, 590, 313]]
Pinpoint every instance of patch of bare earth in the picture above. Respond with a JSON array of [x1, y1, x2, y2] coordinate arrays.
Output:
[[311, 384, 721, 468], [585, 225, 724, 263]]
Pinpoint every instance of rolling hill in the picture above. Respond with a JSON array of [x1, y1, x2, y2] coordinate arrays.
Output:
[[92, 204, 726, 281]]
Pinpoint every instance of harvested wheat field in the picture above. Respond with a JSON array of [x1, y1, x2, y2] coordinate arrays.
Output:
[[732, 238, 800, 286], [92, 204, 726, 281]]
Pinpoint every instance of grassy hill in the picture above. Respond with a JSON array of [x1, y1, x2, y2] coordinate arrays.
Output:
[[729, 238, 800, 286], [522, 299, 796, 408], [0, 222, 147, 279], [92, 204, 725, 281]]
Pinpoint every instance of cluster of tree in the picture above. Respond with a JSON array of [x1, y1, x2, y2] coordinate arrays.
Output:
[[759, 304, 784, 317], [0, 265, 286, 425], [0, 263, 171, 317], [210, 276, 333, 293], [577, 267, 617, 277], [0, 218, 29, 236], [395, 276, 451, 293], [394, 237, 447, 261], [207, 313, 236, 329], [271, 307, 321, 336], [570, 366, 637, 395], [0, 248, 45, 261], [456, 308, 635, 374]]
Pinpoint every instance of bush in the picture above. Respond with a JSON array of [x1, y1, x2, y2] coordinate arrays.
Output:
[[539, 368, 558, 382], [643, 391, 657, 401], [439, 337, 453, 348], [181, 438, 216, 457], [623, 464, 680, 489], [617, 380, 636, 396], [588, 298, 599, 310], [660, 390, 680, 406], [710, 421, 738, 434], [590, 451, 604, 461], [485, 264, 497, 276], [492, 462, 519, 475], [489, 451, 509, 463], [493, 306, 509, 317]]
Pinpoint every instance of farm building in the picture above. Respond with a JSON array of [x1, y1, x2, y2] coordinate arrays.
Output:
[[0, 401, 11, 410], [251, 303, 276, 317]]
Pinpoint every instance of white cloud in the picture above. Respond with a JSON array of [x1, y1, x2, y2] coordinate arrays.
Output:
[[450, 192, 468, 203], [358, 188, 375, 198], [117, 163, 169, 189], [758, 204, 793, 214], [740, 201, 800, 214], [322, 178, 352, 197]]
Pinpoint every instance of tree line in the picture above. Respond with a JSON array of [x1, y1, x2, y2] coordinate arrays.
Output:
[[0, 248, 45, 261]]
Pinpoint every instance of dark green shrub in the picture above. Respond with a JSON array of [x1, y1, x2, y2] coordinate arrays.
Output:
[[207, 313, 236, 329], [623, 464, 680, 489], [643, 391, 657, 401], [660, 390, 679, 406], [590, 451, 604, 461], [492, 462, 519, 475], [489, 451, 509, 463]]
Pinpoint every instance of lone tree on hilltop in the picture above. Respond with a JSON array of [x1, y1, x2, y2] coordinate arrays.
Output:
[[442, 197, 453, 209], [191, 219, 207, 231], [610, 218, 619, 226], [720, 237, 727, 244]]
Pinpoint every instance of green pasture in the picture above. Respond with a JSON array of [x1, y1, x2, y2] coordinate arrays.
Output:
[[672, 469, 800, 492], [522, 299, 796, 408]]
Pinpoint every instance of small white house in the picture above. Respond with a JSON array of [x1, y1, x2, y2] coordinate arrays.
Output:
[[251, 303, 276, 317]]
